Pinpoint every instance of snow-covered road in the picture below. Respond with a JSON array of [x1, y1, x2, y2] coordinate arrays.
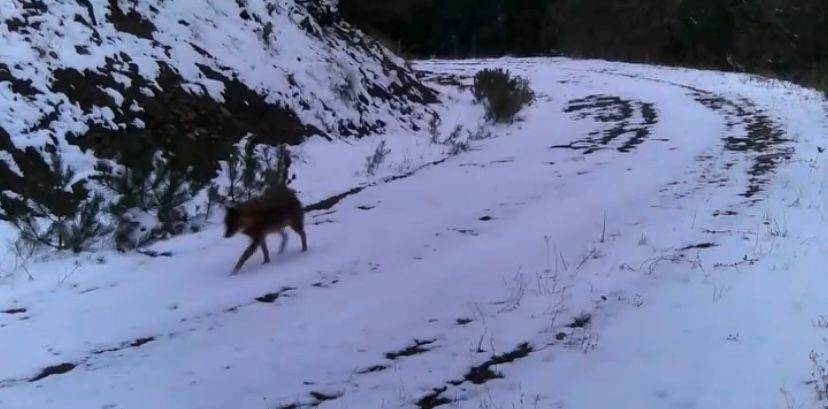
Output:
[[2, 57, 828, 409]]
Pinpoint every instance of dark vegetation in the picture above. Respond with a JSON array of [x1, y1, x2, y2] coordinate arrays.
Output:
[[384, 338, 436, 360], [29, 362, 77, 382], [341, 0, 828, 93], [414, 342, 534, 408], [551, 94, 659, 154], [473, 68, 535, 123]]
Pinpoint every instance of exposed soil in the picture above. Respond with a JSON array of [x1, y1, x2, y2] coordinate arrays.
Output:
[[413, 342, 534, 408], [29, 362, 77, 383], [107, 0, 156, 40], [690, 92, 791, 199], [355, 365, 387, 374], [0, 63, 40, 97], [385, 338, 436, 360], [551, 94, 659, 154], [255, 287, 297, 303], [679, 242, 718, 251], [92, 336, 156, 355], [415, 387, 452, 409]]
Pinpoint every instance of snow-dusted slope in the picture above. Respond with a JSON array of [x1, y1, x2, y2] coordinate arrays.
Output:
[[0, 0, 436, 141], [3, 56, 828, 409], [0, 0, 438, 249]]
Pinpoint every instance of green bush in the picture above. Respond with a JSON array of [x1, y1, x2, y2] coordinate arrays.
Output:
[[9, 151, 109, 253], [473, 68, 535, 123], [97, 154, 202, 251], [225, 141, 293, 203]]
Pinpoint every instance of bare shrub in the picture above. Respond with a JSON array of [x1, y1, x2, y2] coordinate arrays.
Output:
[[809, 348, 828, 401], [365, 140, 390, 176], [443, 125, 471, 155], [467, 124, 494, 141]]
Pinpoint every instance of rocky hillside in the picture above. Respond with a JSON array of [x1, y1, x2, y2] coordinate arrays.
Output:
[[0, 0, 438, 252]]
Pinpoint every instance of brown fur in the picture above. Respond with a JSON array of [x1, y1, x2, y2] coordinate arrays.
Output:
[[224, 185, 308, 275]]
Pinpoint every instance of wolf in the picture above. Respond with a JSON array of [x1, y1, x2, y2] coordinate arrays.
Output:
[[223, 185, 308, 275]]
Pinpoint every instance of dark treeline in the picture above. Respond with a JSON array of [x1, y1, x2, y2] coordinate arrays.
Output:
[[340, 0, 828, 90]]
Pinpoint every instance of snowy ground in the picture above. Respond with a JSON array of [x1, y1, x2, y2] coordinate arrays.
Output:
[[3, 57, 828, 409]]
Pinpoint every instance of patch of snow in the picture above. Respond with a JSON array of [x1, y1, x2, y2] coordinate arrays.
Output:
[[0, 150, 22, 178], [3, 36, 828, 409]]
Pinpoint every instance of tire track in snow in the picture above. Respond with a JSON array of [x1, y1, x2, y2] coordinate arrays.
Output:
[[570, 67, 793, 203], [393, 61, 794, 409], [0, 284, 305, 389], [550, 94, 661, 154]]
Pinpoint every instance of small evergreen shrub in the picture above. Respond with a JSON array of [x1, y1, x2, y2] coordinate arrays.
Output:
[[104, 141, 294, 252], [12, 193, 108, 253], [223, 140, 293, 204], [97, 153, 203, 251], [9, 151, 108, 253], [473, 68, 535, 123]]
